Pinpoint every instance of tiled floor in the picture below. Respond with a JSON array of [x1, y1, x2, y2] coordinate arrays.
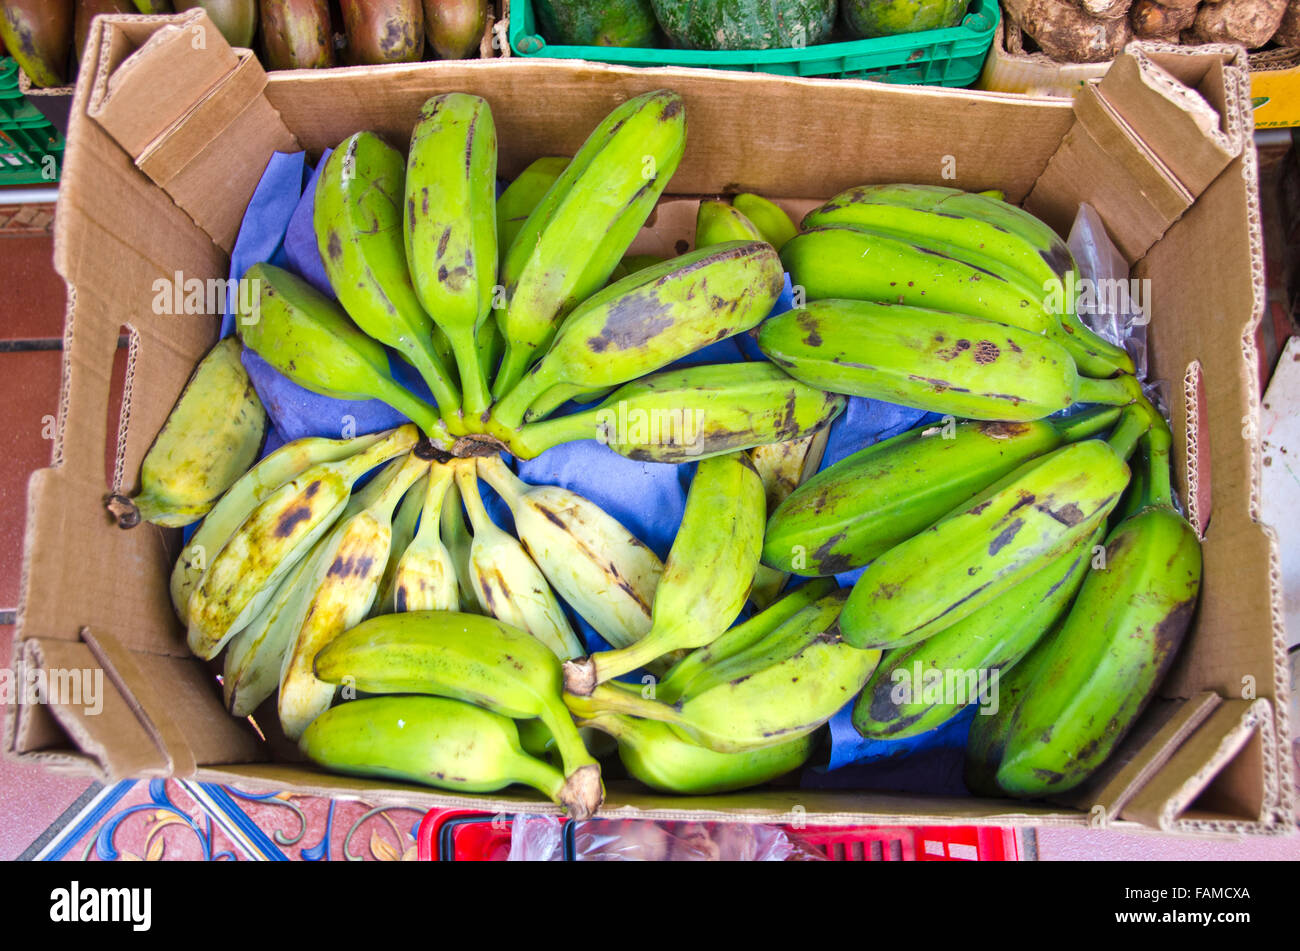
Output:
[[2, 167, 1298, 861]]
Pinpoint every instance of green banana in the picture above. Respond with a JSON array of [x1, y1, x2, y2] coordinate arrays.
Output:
[[238, 263, 452, 445], [783, 224, 1058, 328], [405, 93, 498, 421], [839, 416, 1145, 652], [657, 590, 850, 708], [109, 338, 266, 529], [455, 461, 584, 660], [313, 132, 462, 422], [170, 430, 386, 625], [492, 89, 687, 399], [313, 610, 604, 818], [763, 406, 1121, 576], [496, 156, 569, 261], [563, 594, 880, 753], [801, 184, 1133, 377], [853, 524, 1101, 740], [963, 621, 1060, 797], [509, 362, 845, 463], [222, 454, 406, 717], [578, 713, 816, 795], [655, 579, 836, 705], [476, 456, 664, 655], [733, 194, 797, 250], [564, 452, 765, 693], [491, 241, 785, 434], [440, 477, 482, 613], [782, 223, 1130, 380], [223, 531, 329, 718], [748, 430, 828, 606], [995, 413, 1201, 798], [757, 299, 1133, 422], [300, 696, 570, 806], [186, 424, 419, 660], [803, 185, 1073, 294], [389, 463, 460, 613], [278, 450, 431, 740], [695, 199, 764, 248]]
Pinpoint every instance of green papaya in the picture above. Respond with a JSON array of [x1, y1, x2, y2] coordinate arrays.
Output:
[[842, 0, 968, 39], [650, 0, 835, 50], [534, 0, 658, 47]]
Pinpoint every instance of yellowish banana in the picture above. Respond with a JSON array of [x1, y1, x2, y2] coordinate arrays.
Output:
[[278, 450, 431, 741], [455, 462, 584, 660]]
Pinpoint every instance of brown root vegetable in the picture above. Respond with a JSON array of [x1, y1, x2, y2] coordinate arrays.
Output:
[[1189, 0, 1287, 47], [260, 0, 333, 68], [1130, 0, 1197, 37], [1079, 0, 1134, 20], [340, 0, 423, 64], [423, 0, 486, 59], [1274, 0, 1300, 46], [75, 0, 134, 63], [1003, 0, 1132, 61]]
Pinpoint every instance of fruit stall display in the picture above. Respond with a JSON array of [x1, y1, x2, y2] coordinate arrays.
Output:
[[108, 87, 1204, 820], [0, 0, 492, 89]]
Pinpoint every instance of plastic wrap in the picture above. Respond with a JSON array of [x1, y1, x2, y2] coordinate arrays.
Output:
[[1068, 201, 1150, 381], [508, 816, 826, 861]]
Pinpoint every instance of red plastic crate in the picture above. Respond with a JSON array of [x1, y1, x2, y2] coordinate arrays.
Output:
[[416, 809, 1020, 861]]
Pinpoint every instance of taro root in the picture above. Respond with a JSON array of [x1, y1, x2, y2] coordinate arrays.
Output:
[[1004, 0, 1132, 62], [1080, 0, 1134, 20], [1189, 0, 1288, 47], [1130, 0, 1198, 37], [1274, 0, 1300, 46]]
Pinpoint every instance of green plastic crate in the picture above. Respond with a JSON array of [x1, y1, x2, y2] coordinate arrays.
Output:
[[508, 0, 999, 85], [0, 61, 64, 185], [0, 57, 18, 96]]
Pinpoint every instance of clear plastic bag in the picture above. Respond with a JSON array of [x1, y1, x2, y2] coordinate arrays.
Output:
[[508, 816, 826, 861], [1067, 202, 1150, 381]]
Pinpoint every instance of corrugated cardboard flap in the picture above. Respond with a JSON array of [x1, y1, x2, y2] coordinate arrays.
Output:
[[5, 638, 167, 781], [1122, 699, 1282, 831], [84, 8, 298, 253], [1026, 43, 1244, 263]]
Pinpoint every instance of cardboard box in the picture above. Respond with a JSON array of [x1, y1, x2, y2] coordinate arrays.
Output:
[[7, 11, 1293, 835], [980, 26, 1300, 131]]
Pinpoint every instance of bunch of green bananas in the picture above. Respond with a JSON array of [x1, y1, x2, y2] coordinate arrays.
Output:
[[761, 184, 1140, 421], [127, 81, 1205, 812]]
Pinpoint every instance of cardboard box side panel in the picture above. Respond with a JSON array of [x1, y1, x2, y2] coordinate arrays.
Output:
[[1135, 125, 1293, 822], [1137, 161, 1280, 689], [263, 61, 1077, 201], [22, 16, 227, 663], [196, 762, 1100, 827]]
